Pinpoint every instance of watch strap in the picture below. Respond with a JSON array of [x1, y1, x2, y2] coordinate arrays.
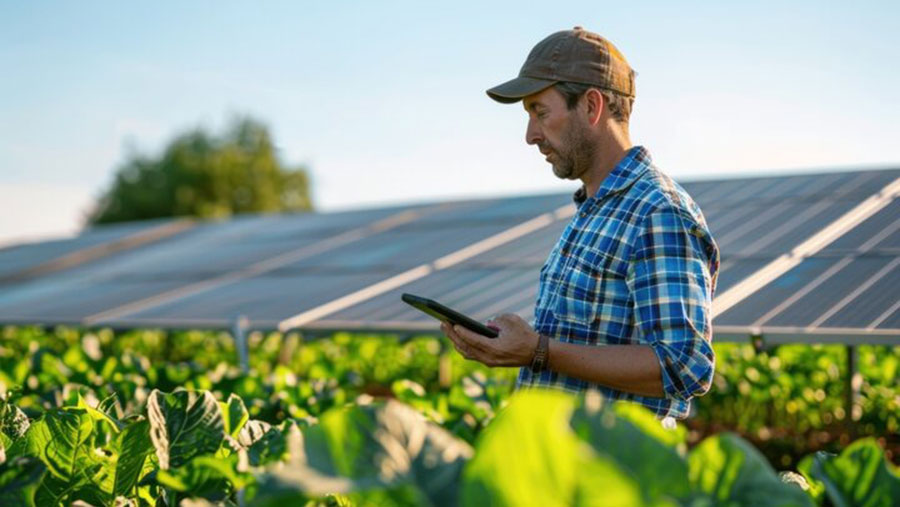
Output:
[[530, 333, 550, 372]]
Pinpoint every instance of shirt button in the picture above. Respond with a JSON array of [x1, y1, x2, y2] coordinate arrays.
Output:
[[580, 212, 587, 218]]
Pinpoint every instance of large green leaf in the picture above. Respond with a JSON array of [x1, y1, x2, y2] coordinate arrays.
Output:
[[114, 419, 154, 497], [688, 433, 812, 506], [570, 398, 690, 503], [461, 389, 645, 507], [25, 409, 94, 480], [147, 389, 225, 470], [570, 454, 648, 507], [257, 399, 472, 507], [799, 438, 900, 507], [0, 455, 45, 506], [26, 408, 112, 506]]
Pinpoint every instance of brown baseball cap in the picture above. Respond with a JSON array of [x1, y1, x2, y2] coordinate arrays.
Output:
[[486, 26, 636, 104]]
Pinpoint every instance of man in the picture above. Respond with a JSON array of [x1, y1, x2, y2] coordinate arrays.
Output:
[[441, 27, 720, 419]]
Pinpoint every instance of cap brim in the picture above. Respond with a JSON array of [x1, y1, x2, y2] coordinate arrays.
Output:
[[486, 76, 557, 104]]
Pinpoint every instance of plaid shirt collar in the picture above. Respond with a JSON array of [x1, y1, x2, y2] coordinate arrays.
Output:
[[572, 145, 653, 205]]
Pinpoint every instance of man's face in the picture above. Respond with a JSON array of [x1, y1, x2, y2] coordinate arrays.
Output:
[[523, 87, 594, 180]]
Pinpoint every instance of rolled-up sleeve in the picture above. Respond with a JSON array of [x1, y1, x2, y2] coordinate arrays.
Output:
[[626, 205, 718, 402]]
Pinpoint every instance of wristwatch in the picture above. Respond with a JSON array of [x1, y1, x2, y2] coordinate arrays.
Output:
[[530, 333, 550, 373]]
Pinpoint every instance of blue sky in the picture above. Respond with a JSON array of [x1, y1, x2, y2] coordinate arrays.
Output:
[[2, 1, 898, 245]]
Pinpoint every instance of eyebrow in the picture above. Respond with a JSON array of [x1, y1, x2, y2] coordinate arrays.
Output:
[[524, 101, 546, 113]]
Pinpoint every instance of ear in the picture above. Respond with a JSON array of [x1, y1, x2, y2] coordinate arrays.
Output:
[[583, 88, 605, 126]]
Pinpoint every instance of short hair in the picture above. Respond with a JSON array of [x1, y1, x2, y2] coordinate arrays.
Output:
[[554, 82, 634, 124]]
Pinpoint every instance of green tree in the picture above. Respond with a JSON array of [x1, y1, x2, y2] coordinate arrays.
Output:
[[89, 116, 313, 224]]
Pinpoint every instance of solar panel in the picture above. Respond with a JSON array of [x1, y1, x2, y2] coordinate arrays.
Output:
[[876, 304, 900, 328], [0, 208, 423, 327], [99, 272, 393, 329], [48, 210, 415, 279], [398, 193, 568, 226], [310, 267, 539, 335], [817, 267, 899, 328], [686, 169, 896, 205], [696, 170, 900, 259], [276, 223, 542, 272], [455, 221, 569, 267], [715, 257, 839, 326], [756, 255, 895, 327], [820, 199, 900, 254], [713, 258, 773, 294], [0, 278, 189, 326], [714, 200, 860, 257], [96, 199, 568, 328], [0, 218, 180, 280]]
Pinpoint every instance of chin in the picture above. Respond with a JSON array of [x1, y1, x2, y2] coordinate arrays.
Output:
[[552, 166, 577, 180]]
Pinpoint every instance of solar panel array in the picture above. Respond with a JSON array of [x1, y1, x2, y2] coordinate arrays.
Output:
[[0, 168, 897, 344]]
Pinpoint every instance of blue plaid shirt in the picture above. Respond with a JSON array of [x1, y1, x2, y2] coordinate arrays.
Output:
[[517, 146, 720, 419]]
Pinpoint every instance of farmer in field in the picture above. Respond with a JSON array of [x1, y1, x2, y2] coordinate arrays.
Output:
[[441, 27, 720, 420]]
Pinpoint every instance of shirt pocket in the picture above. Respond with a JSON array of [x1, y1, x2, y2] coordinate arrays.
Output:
[[552, 254, 625, 326]]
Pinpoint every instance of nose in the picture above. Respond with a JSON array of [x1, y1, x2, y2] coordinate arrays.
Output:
[[525, 117, 542, 146]]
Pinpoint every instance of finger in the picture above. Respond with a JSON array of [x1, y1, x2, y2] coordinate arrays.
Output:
[[442, 322, 462, 342], [449, 335, 471, 359], [443, 324, 461, 346], [453, 324, 490, 350], [444, 326, 471, 355]]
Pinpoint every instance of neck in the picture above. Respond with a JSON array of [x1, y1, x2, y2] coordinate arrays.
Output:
[[582, 124, 632, 198]]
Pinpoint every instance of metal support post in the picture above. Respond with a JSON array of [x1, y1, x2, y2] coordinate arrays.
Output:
[[232, 315, 250, 373]]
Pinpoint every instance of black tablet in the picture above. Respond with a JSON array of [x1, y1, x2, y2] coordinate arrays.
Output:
[[401, 293, 499, 338]]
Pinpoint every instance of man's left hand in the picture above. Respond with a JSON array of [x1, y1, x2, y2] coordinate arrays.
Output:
[[440, 313, 539, 367]]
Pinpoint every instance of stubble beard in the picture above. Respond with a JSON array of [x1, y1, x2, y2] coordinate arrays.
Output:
[[550, 118, 595, 181]]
